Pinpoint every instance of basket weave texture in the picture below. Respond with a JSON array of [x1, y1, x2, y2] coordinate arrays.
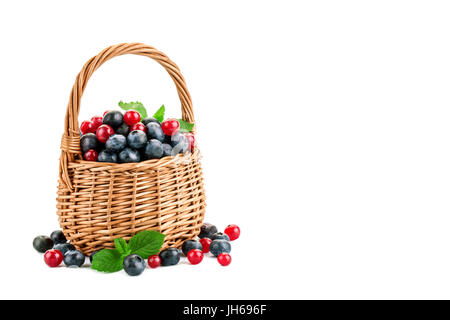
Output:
[[56, 43, 206, 255]]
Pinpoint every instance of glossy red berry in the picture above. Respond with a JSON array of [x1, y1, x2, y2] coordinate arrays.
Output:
[[199, 238, 212, 253], [224, 224, 240, 241], [130, 122, 147, 133], [187, 249, 203, 265], [80, 120, 95, 135], [96, 124, 114, 143], [124, 110, 141, 126], [84, 149, 98, 161], [148, 255, 161, 268], [91, 116, 103, 131], [161, 119, 180, 136], [103, 110, 110, 117], [185, 133, 196, 152], [217, 253, 232, 266], [44, 249, 63, 267]]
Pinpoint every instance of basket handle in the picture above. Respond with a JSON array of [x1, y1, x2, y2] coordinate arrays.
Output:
[[59, 43, 195, 190]]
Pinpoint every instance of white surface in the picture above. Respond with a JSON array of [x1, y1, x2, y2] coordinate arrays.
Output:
[[1, 0, 450, 299]]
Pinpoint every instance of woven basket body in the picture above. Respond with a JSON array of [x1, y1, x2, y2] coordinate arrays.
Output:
[[56, 43, 206, 255]]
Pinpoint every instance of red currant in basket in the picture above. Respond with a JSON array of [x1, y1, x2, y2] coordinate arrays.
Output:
[[199, 238, 212, 253], [217, 253, 232, 266], [84, 149, 98, 161], [187, 249, 203, 265], [148, 255, 161, 268], [96, 124, 114, 143], [161, 119, 180, 136], [130, 122, 147, 133], [185, 133, 196, 152], [224, 224, 240, 241], [124, 110, 141, 126], [80, 120, 95, 135], [91, 116, 103, 131], [44, 249, 63, 267]]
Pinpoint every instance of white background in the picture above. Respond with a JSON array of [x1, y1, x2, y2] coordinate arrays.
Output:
[[0, 0, 449, 299]]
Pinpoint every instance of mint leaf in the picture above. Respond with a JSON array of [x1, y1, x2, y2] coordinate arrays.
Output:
[[153, 105, 165, 122], [128, 230, 165, 259], [118, 101, 148, 120], [178, 119, 194, 133], [91, 249, 123, 273], [114, 238, 129, 256]]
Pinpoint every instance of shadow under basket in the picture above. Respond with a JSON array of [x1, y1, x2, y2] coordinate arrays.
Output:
[[56, 43, 206, 255]]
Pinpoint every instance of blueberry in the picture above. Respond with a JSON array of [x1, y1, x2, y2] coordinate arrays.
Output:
[[80, 133, 98, 153], [103, 111, 123, 129], [170, 132, 189, 154], [162, 143, 174, 157], [144, 139, 164, 159], [209, 240, 231, 257], [118, 147, 141, 163], [115, 122, 130, 136], [199, 223, 218, 239], [142, 117, 160, 126], [211, 232, 230, 241], [146, 123, 165, 143], [89, 250, 99, 263], [127, 130, 148, 149], [54, 243, 75, 255], [33, 235, 54, 253], [105, 134, 127, 152], [123, 254, 146, 276], [98, 150, 118, 163], [64, 250, 85, 267], [181, 240, 203, 256], [50, 230, 67, 244], [159, 248, 181, 266]]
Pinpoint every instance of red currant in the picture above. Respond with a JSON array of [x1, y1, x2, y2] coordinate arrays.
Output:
[[224, 224, 240, 241], [80, 120, 95, 135], [130, 122, 147, 133], [161, 119, 180, 136], [103, 110, 110, 117], [91, 116, 103, 131], [199, 238, 212, 253], [148, 255, 161, 268], [44, 249, 63, 267], [96, 124, 114, 143], [124, 110, 141, 126], [185, 133, 196, 152], [187, 249, 203, 265], [84, 149, 98, 161], [217, 253, 232, 266]]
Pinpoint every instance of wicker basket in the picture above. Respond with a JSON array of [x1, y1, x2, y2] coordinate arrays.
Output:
[[56, 43, 206, 255]]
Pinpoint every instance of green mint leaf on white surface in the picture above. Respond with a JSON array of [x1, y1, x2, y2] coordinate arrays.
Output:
[[178, 119, 194, 133], [114, 238, 130, 256], [118, 101, 148, 120], [91, 249, 123, 273], [153, 105, 165, 122], [128, 230, 165, 259]]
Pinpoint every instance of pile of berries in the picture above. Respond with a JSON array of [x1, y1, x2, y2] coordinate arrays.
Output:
[[33, 223, 240, 275], [80, 109, 195, 163], [33, 230, 86, 268]]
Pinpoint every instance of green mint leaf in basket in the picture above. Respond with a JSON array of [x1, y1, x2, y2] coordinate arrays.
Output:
[[91, 249, 124, 273], [178, 119, 194, 133], [118, 101, 148, 120], [114, 238, 130, 256], [128, 230, 165, 259], [153, 105, 165, 122]]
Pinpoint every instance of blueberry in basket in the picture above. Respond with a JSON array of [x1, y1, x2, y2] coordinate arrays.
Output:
[[119, 147, 141, 163], [103, 110, 123, 129], [127, 130, 148, 149], [144, 139, 164, 159], [146, 122, 165, 142], [98, 150, 118, 163], [105, 134, 127, 153]]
